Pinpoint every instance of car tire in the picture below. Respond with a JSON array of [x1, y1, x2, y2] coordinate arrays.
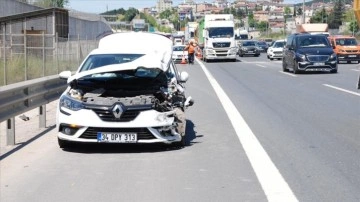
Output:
[[270, 58, 274, 60], [58, 138, 71, 149], [267, 55, 270, 59], [293, 61, 300, 74], [282, 59, 289, 72], [331, 68, 338, 73], [255, 54, 260, 57]]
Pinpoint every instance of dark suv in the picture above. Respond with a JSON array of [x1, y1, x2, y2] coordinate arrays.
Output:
[[283, 33, 338, 74]]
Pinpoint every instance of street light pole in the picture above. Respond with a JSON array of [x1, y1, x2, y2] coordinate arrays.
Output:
[[302, 0, 305, 24]]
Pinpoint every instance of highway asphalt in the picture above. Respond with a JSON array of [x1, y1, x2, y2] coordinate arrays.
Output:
[[1, 54, 359, 202]]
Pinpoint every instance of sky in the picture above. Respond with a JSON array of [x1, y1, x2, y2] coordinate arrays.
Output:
[[67, 0, 300, 14]]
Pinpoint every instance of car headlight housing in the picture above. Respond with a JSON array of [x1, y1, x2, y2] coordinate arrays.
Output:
[[60, 95, 84, 111], [206, 48, 216, 54], [330, 53, 337, 60], [296, 53, 306, 61], [229, 47, 238, 54], [242, 47, 248, 51]]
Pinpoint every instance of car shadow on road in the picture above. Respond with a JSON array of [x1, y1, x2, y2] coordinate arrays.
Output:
[[61, 119, 199, 154]]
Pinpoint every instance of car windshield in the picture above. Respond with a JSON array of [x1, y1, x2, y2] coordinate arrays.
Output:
[[243, 41, 256, 46], [208, 27, 234, 38], [257, 42, 267, 46], [173, 46, 185, 51], [80, 54, 144, 72], [273, 41, 285, 48], [297, 36, 330, 48], [335, 38, 358, 46]]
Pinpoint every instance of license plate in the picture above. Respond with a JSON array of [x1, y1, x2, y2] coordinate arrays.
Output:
[[348, 55, 357, 57], [97, 132, 137, 143], [314, 62, 325, 66]]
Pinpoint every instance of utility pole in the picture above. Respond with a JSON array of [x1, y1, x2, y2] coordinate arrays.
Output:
[[302, 0, 305, 24]]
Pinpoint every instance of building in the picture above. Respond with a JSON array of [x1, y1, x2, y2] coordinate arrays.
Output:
[[156, 0, 173, 13]]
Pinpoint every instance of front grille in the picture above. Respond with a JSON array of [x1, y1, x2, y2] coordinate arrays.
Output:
[[92, 108, 141, 122], [307, 55, 329, 62], [345, 50, 358, 53], [273, 51, 283, 54], [80, 127, 156, 140], [213, 42, 230, 48], [215, 50, 229, 56]]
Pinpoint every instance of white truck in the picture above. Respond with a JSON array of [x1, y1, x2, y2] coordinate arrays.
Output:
[[196, 14, 237, 62]]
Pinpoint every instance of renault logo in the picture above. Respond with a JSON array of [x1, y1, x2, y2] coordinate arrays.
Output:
[[112, 104, 123, 119]]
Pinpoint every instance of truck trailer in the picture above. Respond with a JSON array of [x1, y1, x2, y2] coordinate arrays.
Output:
[[195, 14, 237, 62]]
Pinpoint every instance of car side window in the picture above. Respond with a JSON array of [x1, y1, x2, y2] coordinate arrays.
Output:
[[291, 36, 296, 48], [286, 35, 293, 48]]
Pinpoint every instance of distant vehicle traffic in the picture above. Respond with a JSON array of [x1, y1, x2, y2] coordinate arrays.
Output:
[[172, 45, 188, 63], [328, 35, 360, 64], [282, 33, 337, 74], [267, 39, 286, 60], [256, 41, 269, 52], [56, 32, 193, 148], [238, 40, 260, 57]]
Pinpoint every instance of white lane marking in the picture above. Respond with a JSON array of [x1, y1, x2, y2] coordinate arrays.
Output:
[[323, 84, 360, 97], [351, 69, 360, 72], [279, 71, 297, 77], [196, 58, 299, 202], [256, 64, 266, 68]]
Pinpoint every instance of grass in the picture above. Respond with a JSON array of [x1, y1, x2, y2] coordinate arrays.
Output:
[[0, 56, 80, 86]]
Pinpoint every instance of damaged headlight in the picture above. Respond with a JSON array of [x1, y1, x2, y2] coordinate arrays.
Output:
[[59, 94, 84, 111]]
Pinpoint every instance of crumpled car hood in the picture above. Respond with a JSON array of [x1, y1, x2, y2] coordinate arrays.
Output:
[[67, 53, 167, 84]]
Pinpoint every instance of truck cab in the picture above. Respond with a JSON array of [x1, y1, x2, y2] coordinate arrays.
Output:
[[198, 14, 238, 62]]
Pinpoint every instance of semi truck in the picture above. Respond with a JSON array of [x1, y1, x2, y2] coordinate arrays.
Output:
[[195, 14, 237, 62]]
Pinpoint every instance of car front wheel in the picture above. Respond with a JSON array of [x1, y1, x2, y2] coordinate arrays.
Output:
[[282, 59, 289, 72], [293, 61, 300, 74]]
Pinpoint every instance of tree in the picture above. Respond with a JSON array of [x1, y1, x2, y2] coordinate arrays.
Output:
[[124, 7, 139, 22], [257, 21, 269, 32], [248, 13, 256, 28], [310, 7, 328, 23], [328, 0, 345, 29], [284, 6, 291, 17], [349, 21, 359, 34], [159, 9, 172, 19], [297, 7, 303, 16], [34, 0, 69, 8]]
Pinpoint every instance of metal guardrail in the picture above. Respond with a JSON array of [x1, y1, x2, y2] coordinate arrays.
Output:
[[0, 75, 67, 145]]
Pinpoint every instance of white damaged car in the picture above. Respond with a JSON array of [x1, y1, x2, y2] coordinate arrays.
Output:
[[56, 32, 193, 148]]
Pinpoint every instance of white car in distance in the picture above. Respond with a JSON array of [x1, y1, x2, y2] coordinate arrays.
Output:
[[56, 32, 193, 148], [172, 45, 188, 63], [267, 39, 286, 60]]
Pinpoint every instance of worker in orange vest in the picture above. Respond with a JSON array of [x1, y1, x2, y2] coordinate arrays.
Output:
[[184, 40, 197, 64]]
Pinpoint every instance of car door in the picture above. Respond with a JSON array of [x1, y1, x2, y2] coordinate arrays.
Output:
[[284, 35, 293, 67]]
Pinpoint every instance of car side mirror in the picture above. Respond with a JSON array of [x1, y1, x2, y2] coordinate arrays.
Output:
[[179, 71, 189, 83], [288, 46, 294, 50], [59, 71, 72, 80]]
